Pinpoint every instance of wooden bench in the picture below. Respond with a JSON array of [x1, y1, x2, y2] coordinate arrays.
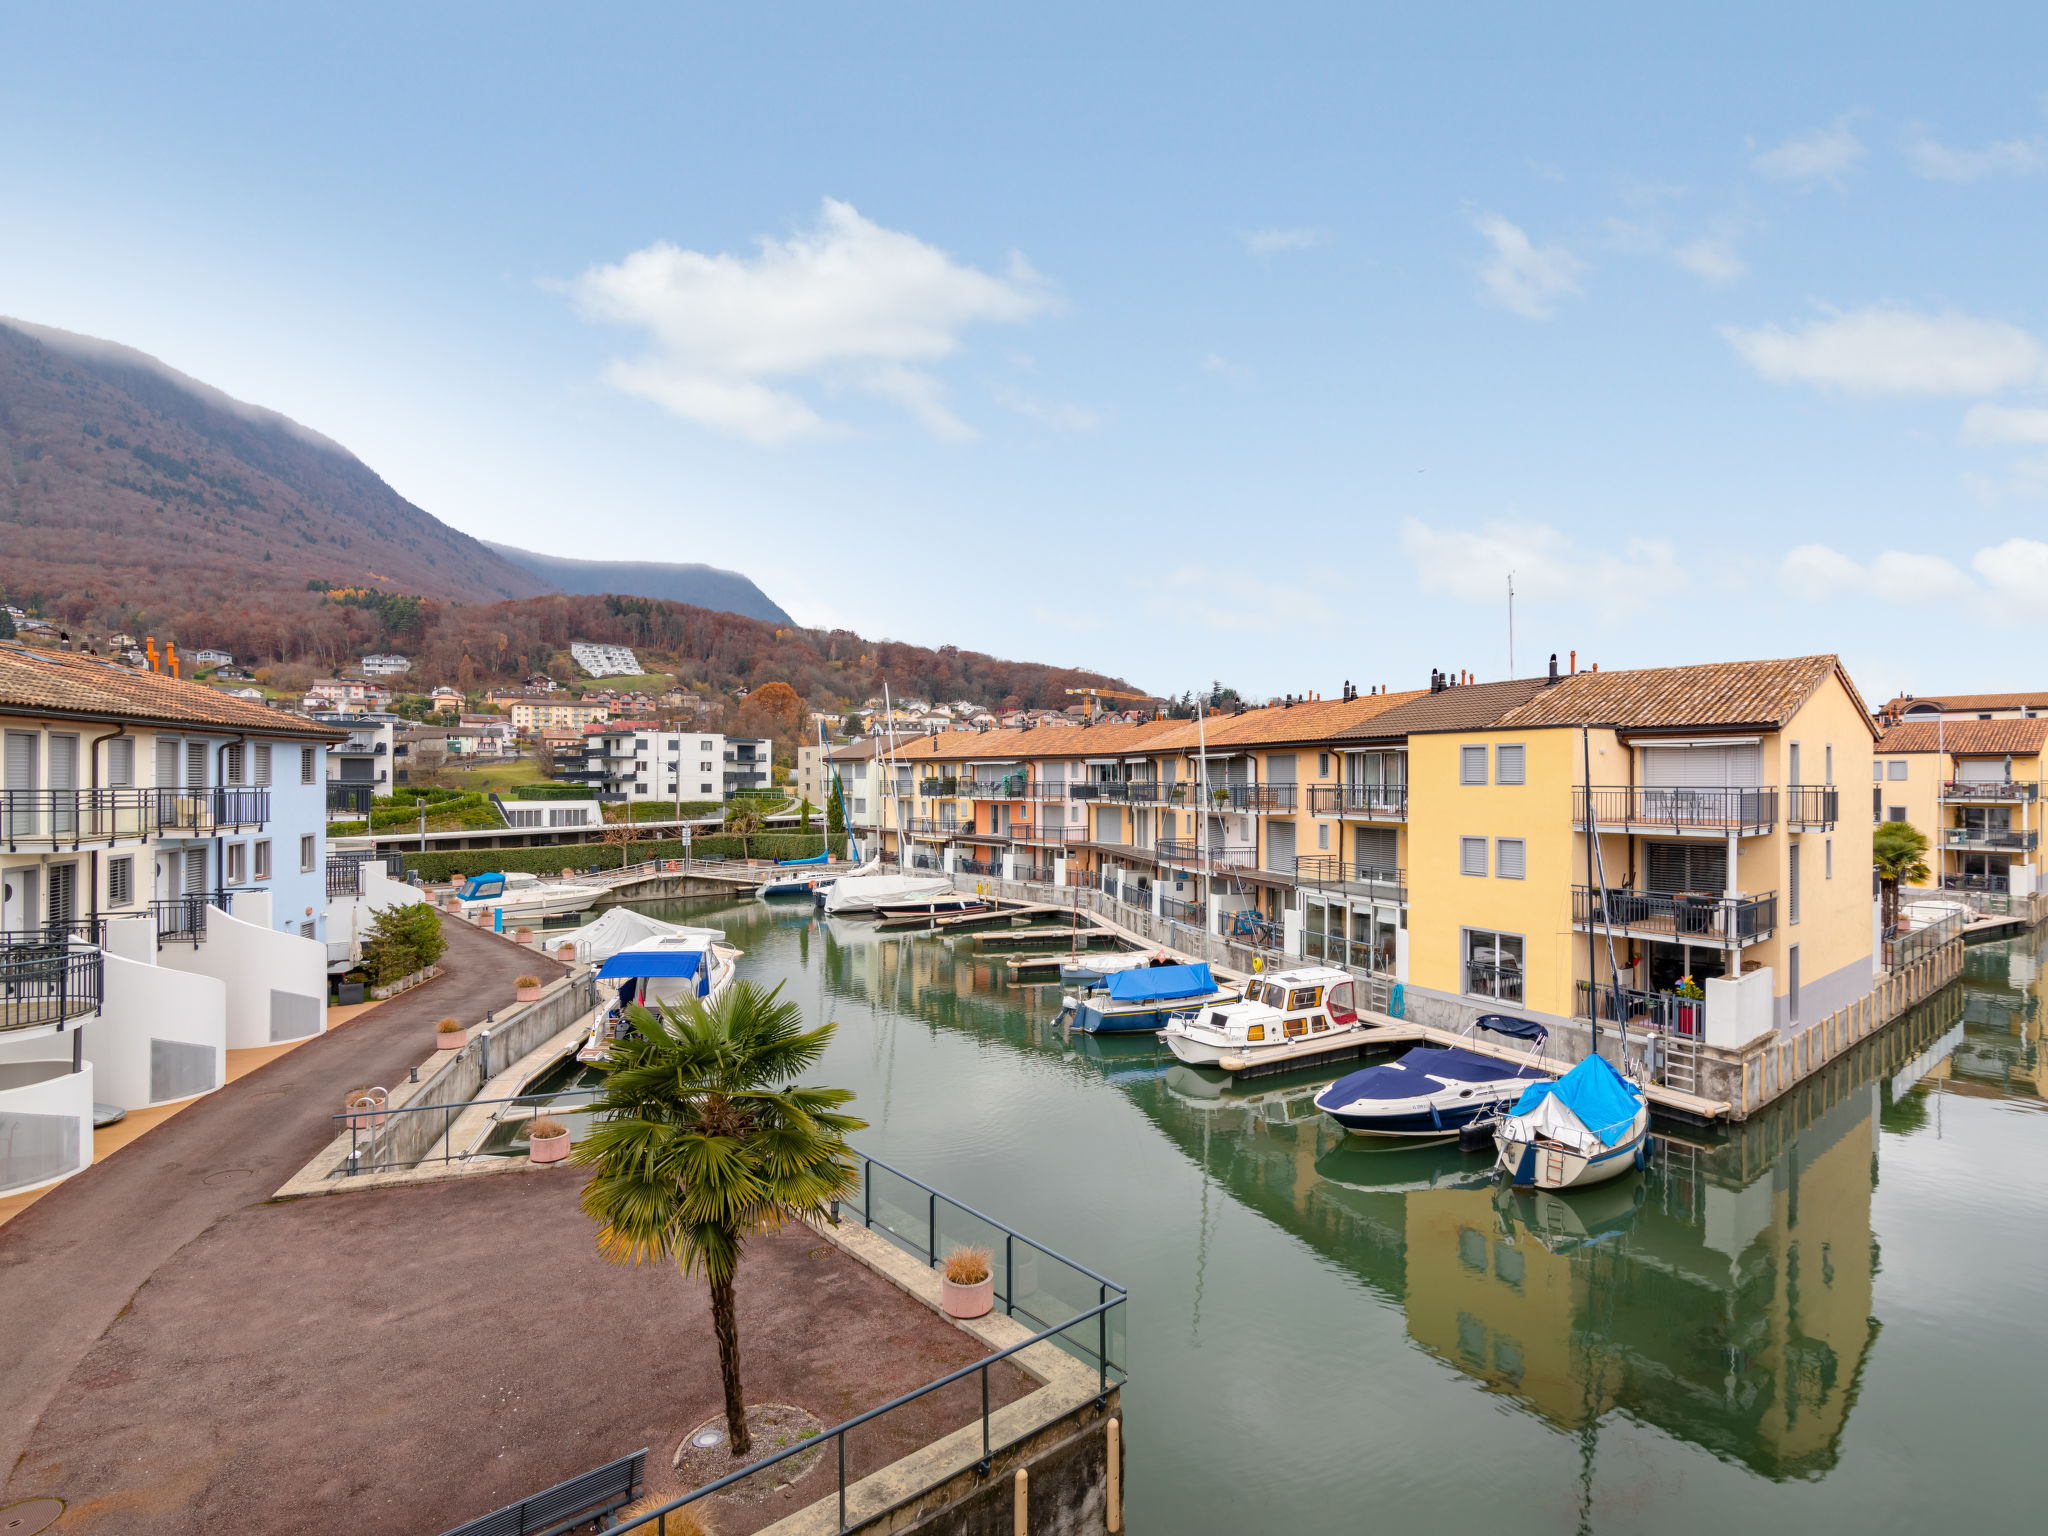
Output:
[[441, 1449, 647, 1536]]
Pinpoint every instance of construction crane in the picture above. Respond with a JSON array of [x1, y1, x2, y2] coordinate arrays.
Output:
[[1064, 686, 1152, 722]]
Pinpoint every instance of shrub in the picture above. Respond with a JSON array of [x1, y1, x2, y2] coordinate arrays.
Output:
[[361, 901, 448, 985], [943, 1246, 992, 1285], [514, 974, 542, 990], [400, 833, 848, 883], [527, 1117, 567, 1140], [436, 1017, 465, 1035]]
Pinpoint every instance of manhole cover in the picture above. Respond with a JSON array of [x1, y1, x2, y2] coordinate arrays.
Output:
[[203, 1168, 253, 1186], [0, 1498, 65, 1535]]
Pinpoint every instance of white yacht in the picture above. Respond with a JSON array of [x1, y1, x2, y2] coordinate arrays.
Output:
[[1162, 966, 1365, 1066], [577, 927, 742, 1061], [445, 870, 604, 922]]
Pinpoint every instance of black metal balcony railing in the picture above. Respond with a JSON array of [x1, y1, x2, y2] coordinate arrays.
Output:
[[1222, 783, 1297, 814], [1576, 980, 1704, 1037], [1293, 857, 1408, 902], [154, 787, 271, 835], [1573, 885, 1778, 944], [151, 891, 231, 947], [1018, 824, 1089, 845], [0, 935, 104, 1032], [1575, 785, 1777, 835], [1, 788, 156, 851], [327, 861, 366, 899], [1786, 785, 1840, 829], [907, 817, 959, 838], [1945, 827, 2039, 851], [1157, 837, 1257, 869], [1307, 783, 1409, 819], [327, 784, 375, 816], [958, 857, 1000, 877], [1941, 778, 2040, 802], [919, 777, 960, 797], [1941, 872, 2010, 894], [2, 919, 107, 949]]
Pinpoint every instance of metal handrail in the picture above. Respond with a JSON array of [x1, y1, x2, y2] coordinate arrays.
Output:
[[1785, 784, 1840, 828], [1575, 785, 1777, 835], [1307, 783, 1408, 819], [1, 787, 159, 851], [1573, 885, 1777, 942], [1222, 783, 1296, 813], [0, 938, 104, 1032], [1575, 979, 1703, 1036], [1157, 837, 1255, 867], [1943, 827, 2038, 850], [1940, 778, 2040, 802], [153, 786, 271, 834]]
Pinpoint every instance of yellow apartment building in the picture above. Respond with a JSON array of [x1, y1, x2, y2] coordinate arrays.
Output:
[[1871, 718, 2046, 897], [1877, 688, 2048, 724], [507, 696, 608, 734]]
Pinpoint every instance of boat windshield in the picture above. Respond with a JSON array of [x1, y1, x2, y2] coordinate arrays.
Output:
[[458, 875, 505, 900]]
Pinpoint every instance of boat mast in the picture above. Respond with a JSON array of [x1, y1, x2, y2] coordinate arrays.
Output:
[[1196, 697, 1211, 967]]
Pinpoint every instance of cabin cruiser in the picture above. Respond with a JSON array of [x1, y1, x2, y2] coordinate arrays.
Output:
[[1162, 966, 1365, 1067], [445, 870, 604, 921], [1067, 961, 1238, 1035], [577, 928, 741, 1061], [1493, 1053, 1650, 1190], [1312, 1015, 1551, 1138]]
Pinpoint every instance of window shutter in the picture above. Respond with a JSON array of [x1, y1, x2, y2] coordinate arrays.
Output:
[[155, 737, 179, 787], [108, 855, 133, 907], [1461, 746, 1488, 785], [1496, 745, 1525, 785], [1789, 843, 1801, 923], [107, 737, 134, 787], [1496, 838, 1526, 879], [1460, 836, 1488, 876], [186, 741, 209, 788], [5, 731, 38, 791], [254, 743, 272, 785], [301, 746, 316, 784], [1646, 840, 1726, 893]]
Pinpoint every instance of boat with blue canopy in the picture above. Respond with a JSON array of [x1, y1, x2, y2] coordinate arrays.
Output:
[[1312, 1015, 1551, 1138], [1492, 1052, 1649, 1190], [445, 869, 604, 921], [576, 928, 741, 1061], [1069, 961, 1238, 1035]]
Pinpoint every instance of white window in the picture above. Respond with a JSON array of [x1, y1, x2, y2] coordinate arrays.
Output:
[[1888, 804, 1906, 824], [155, 736, 180, 787], [253, 741, 272, 785], [255, 840, 271, 880], [1318, 752, 1330, 778], [1464, 929, 1524, 1001], [226, 843, 247, 884], [300, 834, 316, 872], [1460, 836, 1488, 877], [1495, 838, 1526, 879], [1789, 842, 1801, 924], [106, 737, 135, 787], [1460, 746, 1488, 785], [301, 745, 316, 784], [107, 855, 134, 907], [1888, 760, 1908, 781], [1496, 744, 1525, 785]]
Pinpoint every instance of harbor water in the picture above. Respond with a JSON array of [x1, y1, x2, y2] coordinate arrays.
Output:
[[625, 896, 2047, 1534]]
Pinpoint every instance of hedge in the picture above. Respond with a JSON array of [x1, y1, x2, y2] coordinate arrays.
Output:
[[507, 783, 597, 800], [401, 832, 848, 883]]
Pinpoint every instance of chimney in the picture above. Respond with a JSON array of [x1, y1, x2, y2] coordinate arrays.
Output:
[[1547, 653, 1559, 686], [1570, 650, 1576, 674]]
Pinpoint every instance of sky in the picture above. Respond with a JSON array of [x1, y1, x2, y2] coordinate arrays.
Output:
[[6, 4, 2047, 704]]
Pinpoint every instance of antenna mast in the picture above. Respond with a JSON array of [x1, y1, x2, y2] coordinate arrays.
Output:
[[1507, 571, 1515, 677]]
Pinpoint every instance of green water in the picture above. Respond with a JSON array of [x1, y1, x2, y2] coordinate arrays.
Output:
[[631, 896, 2047, 1534]]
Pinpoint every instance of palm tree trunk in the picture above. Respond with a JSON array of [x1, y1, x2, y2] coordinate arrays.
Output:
[[711, 1271, 750, 1455]]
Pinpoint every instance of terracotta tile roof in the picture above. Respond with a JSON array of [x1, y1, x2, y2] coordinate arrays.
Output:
[[1175, 690, 1427, 750], [1879, 689, 2048, 718], [1488, 655, 1877, 739], [0, 643, 343, 737], [1874, 720, 2048, 756], [1333, 677, 1552, 742]]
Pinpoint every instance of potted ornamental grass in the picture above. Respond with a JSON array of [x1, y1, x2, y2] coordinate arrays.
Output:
[[342, 1086, 388, 1130], [514, 974, 545, 1003], [941, 1245, 995, 1319], [556, 940, 576, 963], [435, 1016, 467, 1050], [526, 1115, 571, 1163], [513, 925, 535, 946]]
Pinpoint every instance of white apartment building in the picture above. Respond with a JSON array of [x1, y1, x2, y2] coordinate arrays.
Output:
[[191, 649, 234, 668], [569, 642, 642, 679], [579, 728, 774, 802], [302, 678, 391, 715], [1, 643, 341, 1198], [359, 653, 412, 677]]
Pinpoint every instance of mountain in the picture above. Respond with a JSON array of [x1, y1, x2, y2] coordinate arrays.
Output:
[[483, 541, 793, 625]]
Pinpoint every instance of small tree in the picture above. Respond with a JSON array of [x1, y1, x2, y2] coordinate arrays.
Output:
[[724, 797, 766, 859], [798, 796, 814, 833], [574, 983, 863, 1456], [601, 817, 649, 870], [827, 782, 846, 836], [1873, 820, 1932, 934], [360, 901, 447, 984]]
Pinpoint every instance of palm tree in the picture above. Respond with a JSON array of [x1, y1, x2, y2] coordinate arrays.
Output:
[[724, 796, 767, 859], [1873, 820, 1932, 934], [573, 982, 863, 1457]]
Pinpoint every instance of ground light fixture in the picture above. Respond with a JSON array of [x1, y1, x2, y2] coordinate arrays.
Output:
[[691, 1427, 725, 1449]]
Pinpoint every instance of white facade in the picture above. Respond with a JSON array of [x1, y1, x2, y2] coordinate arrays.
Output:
[[569, 642, 642, 679], [359, 653, 413, 677], [578, 729, 775, 802], [192, 649, 234, 667]]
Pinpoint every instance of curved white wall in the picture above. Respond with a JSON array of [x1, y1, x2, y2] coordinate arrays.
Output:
[[160, 895, 328, 1050], [0, 1052, 93, 1197]]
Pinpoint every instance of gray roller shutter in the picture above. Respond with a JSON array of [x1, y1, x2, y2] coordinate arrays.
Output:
[[1354, 827, 1398, 876], [1266, 820, 1296, 874], [1641, 745, 1762, 786], [1645, 840, 1727, 893]]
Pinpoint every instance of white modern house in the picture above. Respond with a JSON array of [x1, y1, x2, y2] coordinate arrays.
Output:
[[359, 653, 413, 677], [569, 642, 642, 679], [1, 644, 342, 1198], [575, 728, 773, 802]]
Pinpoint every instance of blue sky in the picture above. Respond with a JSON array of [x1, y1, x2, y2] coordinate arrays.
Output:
[[7, 4, 2048, 704]]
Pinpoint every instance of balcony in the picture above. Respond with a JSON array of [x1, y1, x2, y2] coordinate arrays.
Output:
[[1943, 827, 2038, 852], [1293, 856, 1407, 904], [1786, 785, 1840, 829], [1, 788, 155, 851], [151, 891, 231, 948], [1573, 885, 1777, 946], [906, 817, 960, 839], [327, 784, 374, 817], [1017, 824, 1090, 846], [1307, 784, 1408, 821], [1576, 981, 1704, 1037], [1157, 837, 1257, 869], [1176, 783, 1297, 814], [1575, 785, 1777, 837], [968, 779, 1073, 801], [1067, 780, 1180, 805], [1941, 778, 2039, 803], [919, 777, 960, 797], [154, 787, 270, 836], [0, 933, 104, 1032]]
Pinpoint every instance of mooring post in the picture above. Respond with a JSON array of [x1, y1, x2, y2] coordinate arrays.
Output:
[[1106, 1417, 1122, 1532], [1013, 1468, 1028, 1536]]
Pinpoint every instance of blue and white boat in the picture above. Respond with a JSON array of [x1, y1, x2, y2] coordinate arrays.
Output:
[[1069, 962, 1237, 1035], [1493, 1053, 1649, 1190], [1312, 1015, 1550, 1138], [759, 854, 835, 900], [577, 928, 741, 1061]]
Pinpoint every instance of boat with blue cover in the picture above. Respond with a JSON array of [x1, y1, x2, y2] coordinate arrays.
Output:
[[576, 928, 741, 1061], [758, 852, 836, 900], [1069, 961, 1237, 1035], [1312, 1015, 1550, 1138], [1492, 1052, 1649, 1190]]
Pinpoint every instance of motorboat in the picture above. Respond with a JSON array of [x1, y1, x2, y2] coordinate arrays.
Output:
[[872, 894, 988, 920], [1060, 950, 1169, 985], [1068, 961, 1238, 1035], [577, 928, 741, 1062], [445, 870, 604, 921], [1493, 1052, 1650, 1190], [1162, 966, 1366, 1067], [1313, 1015, 1551, 1139], [759, 853, 836, 900], [822, 868, 960, 917]]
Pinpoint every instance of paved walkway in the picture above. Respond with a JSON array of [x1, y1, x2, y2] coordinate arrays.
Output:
[[0, 918, 561, 1479]]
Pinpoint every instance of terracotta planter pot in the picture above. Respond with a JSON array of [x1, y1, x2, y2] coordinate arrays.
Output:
[[435, 1030, 466, 1050], [343, 1093, 388, 1130], [941, 1274, 994, 1319], [514, 927, 535, 945], [556, 943, 576, 963], [516, 985, 544, 1003], [528, 1129, 571, 1164]]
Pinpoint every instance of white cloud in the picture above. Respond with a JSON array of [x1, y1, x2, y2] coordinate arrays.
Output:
[[569, 198, 1055, 443], [1135, 566, 1337, 636], [1470, 213, 1585, 320], [1673, 234, 1747, 285], [1723, 307, 2047, 396], [1905, 130, 2047, 181], [1779, 544, 1976, 604], [1241, 227, 1323, 254], [1400, 518, 1684, 615], [1752, 118, 1864, 183], [994, 388, 1100, 432], [1962, 404, 2048, 444], [1972, 538, 2048, 616]]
